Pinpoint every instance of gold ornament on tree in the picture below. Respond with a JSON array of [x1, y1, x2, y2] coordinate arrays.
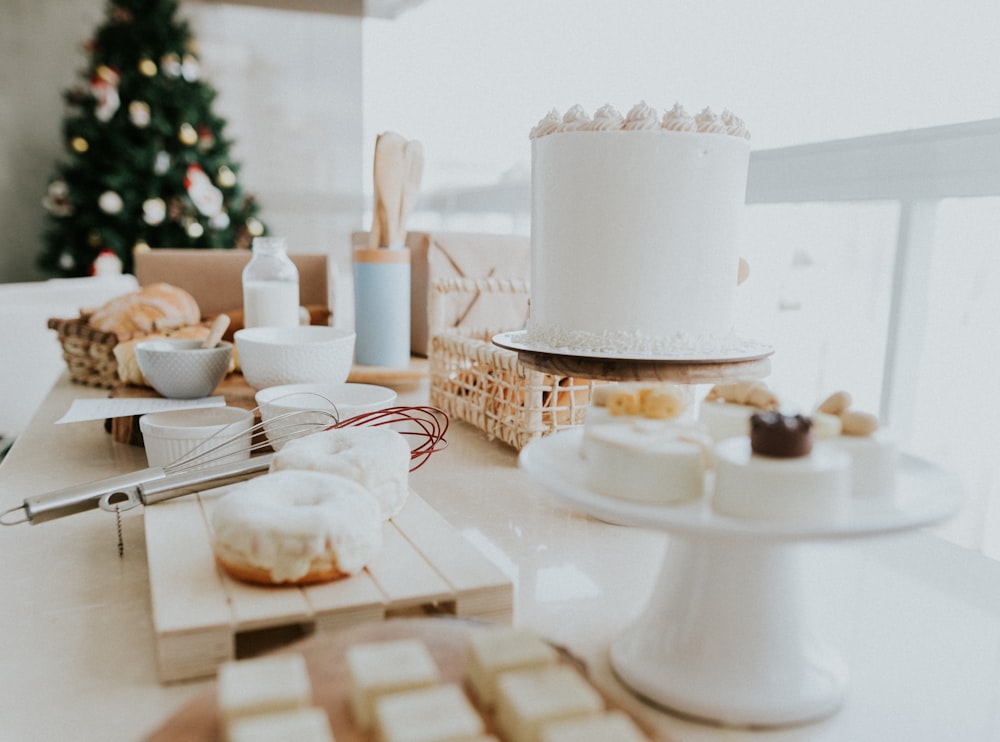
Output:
[[217, 166, 237, 188], [178, 123, 197, 146], [129, 100, 151, 128]]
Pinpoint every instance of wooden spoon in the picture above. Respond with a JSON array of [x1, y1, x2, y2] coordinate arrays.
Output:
[[201, 313, 231, 349], [373, 132, 407, 247]]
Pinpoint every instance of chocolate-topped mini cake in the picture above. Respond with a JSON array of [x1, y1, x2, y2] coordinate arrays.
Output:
[[750, 412, 813, 458]]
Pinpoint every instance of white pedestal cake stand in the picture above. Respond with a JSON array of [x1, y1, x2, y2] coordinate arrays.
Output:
[[519, 428, 963, 728]]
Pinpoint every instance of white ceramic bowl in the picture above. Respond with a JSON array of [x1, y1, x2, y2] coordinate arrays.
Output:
[[254, 382, 397, 450], [139, 406, 254, 469], [135, 339, 233, 399], [235, 326, 355, 390]]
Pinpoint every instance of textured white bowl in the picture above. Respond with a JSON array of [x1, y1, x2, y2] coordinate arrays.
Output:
[[135, 339, 233, 399], [235, 326, 355, 390], [254, 382, 398, 450], [139, 406, 254, 469]]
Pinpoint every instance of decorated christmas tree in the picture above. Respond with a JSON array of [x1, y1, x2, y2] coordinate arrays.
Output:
[[39, 0, 266, 277]]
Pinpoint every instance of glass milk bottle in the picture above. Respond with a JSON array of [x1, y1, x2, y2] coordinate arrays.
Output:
[[242, 237, 300, 328]]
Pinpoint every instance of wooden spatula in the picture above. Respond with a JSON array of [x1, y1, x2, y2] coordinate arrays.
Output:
[[370, 132, 407, 248]]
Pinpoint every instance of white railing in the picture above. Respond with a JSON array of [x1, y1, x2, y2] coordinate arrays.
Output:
[[745, 119, 1000, 433]]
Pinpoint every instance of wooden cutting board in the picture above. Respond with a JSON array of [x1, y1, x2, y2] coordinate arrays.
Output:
[[145, 617, 653, 742], [145, 488, 513, 684]]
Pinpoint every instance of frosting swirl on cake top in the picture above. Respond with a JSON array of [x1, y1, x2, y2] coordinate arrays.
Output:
[[623, 101, 661, 130], [558, 104, 591, 132], [661, 103, 698, 132], [722, 108, 751, 139], [586, 104, 626, 131], [529, 108, 562, 139], [530, 102, 750, 140], [695, 107, 728, 134]]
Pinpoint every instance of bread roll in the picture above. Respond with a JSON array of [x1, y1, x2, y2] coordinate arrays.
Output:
[[88, 282, 201, 340]]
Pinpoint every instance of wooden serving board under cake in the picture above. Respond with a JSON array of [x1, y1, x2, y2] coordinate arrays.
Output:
[[144, 487, 513, 683]]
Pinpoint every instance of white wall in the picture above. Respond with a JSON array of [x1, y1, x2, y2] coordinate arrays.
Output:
[[188, 4, 365, 267], [0, 0, 105, 283]]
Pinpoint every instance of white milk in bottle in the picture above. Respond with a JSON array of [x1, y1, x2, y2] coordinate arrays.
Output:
[[242, 237, 300, 327]]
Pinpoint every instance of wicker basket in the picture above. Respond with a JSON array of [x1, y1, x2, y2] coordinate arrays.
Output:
[[47, 315, 120, 388], [428, 277, 597, 450]]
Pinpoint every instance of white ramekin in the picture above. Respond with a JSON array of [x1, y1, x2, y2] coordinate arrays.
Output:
[[139, 406, 255, 470]]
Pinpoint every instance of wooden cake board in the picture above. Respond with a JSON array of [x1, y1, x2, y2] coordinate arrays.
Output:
[[513, 349, 772, 385]]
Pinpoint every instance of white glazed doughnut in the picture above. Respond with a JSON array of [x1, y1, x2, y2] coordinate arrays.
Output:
[[269, 427, 410, 520], [210, 470, 383, 585]]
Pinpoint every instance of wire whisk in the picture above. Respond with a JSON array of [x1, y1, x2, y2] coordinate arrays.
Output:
[[1, 404, 449, 527]]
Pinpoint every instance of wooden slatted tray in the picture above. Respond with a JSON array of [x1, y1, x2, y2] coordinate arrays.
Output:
[[145, 487, 513, 683]]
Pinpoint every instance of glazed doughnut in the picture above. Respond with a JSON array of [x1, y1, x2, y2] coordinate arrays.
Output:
[[210, 470, 383, 585], [269, 427, 410, 520]]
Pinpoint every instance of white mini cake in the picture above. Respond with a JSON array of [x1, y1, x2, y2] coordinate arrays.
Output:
[[466, 626, 559, 708], [539, 710, 650, 742], [583, 421, 711, 505], [828, 431, 896, 500], [346, 639, 441, 730], [583, 383, 711, 504], [712, 413, 851, 525], [496, 665, 603, 742], [373, 683, 485, 742], [525, 102, 752, 357], [699, 379, 780, 441], [226, 707, 333, 742], [217, 653, 312, 726], [813, 391, 896, 501], [270, 426, 411, 519]]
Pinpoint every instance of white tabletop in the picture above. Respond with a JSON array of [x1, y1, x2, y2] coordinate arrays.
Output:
[[1, 375, 999, 741]]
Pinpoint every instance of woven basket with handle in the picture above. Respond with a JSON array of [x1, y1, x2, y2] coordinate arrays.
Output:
[[47, 315, 120, 388]]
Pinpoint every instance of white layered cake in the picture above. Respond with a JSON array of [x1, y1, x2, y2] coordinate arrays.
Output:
[[525, 101, 753, 357]]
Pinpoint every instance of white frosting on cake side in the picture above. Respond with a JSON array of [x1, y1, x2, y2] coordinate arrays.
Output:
[[711, 438, 851, 525], [699, 400, 760, 441], [527, 105, 751, 355], [583, 418, 711, 505], [826, 430, 896, 500]]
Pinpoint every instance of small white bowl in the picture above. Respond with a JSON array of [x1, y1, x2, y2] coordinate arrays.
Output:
[[235, 326, 356, 390], [135, 339, 233, 399], [255, 382, 397, 450], [139, 406, 254, 469]]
